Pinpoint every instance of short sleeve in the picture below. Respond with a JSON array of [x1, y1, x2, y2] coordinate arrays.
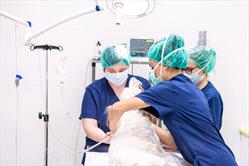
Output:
[[79, 87, 98, 120], [136, 83, 174, 117], [142, 106, 160, 118]]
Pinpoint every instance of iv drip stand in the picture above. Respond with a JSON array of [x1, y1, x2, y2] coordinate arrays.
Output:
[[30, 44, 63, 166]]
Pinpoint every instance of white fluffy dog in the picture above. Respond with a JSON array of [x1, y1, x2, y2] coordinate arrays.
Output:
[[108, 78, 170, 166]]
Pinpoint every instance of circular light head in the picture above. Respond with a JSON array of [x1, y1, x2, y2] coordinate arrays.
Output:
[[107, 0, 155, 18]]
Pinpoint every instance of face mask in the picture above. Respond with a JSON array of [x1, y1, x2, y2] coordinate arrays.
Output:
[[185, 71, 205, 85], [149, 69, 162, 86], [105, 69, 128, 86], [148, 39, 167, 86]]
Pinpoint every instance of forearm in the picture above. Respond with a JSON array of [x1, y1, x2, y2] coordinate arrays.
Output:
[[84, 126, 107, 142], [108, 97, 149, 132], [82, 119, 110, 144], [153, 124, 177, 151], [112, 97, 149, 114]]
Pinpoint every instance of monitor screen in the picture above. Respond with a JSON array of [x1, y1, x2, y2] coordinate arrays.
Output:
[[130, 38, 154, 57]]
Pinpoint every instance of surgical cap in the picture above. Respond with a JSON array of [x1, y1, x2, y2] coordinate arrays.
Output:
[[189, 46, 216, 73], [100, 45, 130, 68], [148, 34, 185, 63]]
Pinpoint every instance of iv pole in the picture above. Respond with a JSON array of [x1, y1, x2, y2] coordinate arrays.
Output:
[[1, 3, 102, 166], [30, 44, 63, 166], [26, 6, 102, 166]]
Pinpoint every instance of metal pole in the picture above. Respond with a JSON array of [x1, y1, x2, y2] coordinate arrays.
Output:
[[30, 44, 62, 166], [45, 49, 49, 166], [92, 61, 96, 82]]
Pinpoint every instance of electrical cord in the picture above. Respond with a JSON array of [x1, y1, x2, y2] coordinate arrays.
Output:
[[48, 123, 84, 151], [73, 59, 92, 166], [14, 22, 19, 166]]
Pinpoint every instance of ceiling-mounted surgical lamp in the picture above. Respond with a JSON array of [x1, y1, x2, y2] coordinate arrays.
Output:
[[106, 0, 155, 25], [1, 3, 102, 46]]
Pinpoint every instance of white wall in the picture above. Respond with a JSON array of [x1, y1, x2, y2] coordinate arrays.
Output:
[[0, 0, 248, 165]]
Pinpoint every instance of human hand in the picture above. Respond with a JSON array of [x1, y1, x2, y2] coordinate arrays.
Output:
[[103, 132, 112, 144], [107, 104, 122, 133], [138, 86, 144, 92]]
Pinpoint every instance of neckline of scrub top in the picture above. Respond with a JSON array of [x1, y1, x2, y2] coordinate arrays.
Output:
[[167, 73, 190, 82], [104, 74, 132, 100], [201, 81, 212, 91]]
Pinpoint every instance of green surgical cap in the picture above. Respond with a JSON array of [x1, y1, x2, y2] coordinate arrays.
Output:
[[162, 48, 189, 69], [189, 46, 216, 73], [100, 45, 130, 68], [148, 34, 185, 63], [148, 39, 165, 62], [148, 34, 188, 69]]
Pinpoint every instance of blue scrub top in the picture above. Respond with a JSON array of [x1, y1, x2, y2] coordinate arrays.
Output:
[[201, 81, 223, 130], [136, 74, 237, 166], [79, 74, 151, 150]]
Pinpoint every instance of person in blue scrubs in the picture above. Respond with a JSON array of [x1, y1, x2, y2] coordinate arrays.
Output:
[[107, 38, 237, 166], [79, 44, 151, 165], [146, 34, 185, 151], [185, 46, 223, 130]]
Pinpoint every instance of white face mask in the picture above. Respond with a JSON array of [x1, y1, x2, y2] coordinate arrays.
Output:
[[105, 69, 128, 86]]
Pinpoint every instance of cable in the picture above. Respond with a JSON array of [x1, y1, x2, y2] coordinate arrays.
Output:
[[38, 49, 46, 107], [48, 123, 84, 151], [0, 15, 2, 166], [73, 59, 92, 166], [0, 15, 1, 166], [78, 136, 111, 154], [14, 22, 19, 166]]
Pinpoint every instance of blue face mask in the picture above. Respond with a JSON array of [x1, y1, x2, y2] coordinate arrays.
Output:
[[185, 72, 205, 85], [149, 67, 163, 86], [105, 69, 128, 86]]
